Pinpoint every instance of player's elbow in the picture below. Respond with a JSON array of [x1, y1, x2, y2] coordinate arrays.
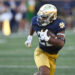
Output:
[[59, 41, 64, 47]]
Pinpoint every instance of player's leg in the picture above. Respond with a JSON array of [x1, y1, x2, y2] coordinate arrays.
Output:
[[45, 52, 58, 75], [40, 66, 50, 75], [34, 47, 50, 75], [34, 66, 50, 75], [49, 59, 56, 75]]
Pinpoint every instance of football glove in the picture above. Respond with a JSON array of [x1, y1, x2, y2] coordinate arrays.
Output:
[[25, 35, 32, 48], [39, 29, 51, 41]]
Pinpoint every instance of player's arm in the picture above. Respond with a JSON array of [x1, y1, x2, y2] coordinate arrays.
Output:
[[48, 31, 65, 47], [25, 26, 35, 47], [30, 26, 35, 35]]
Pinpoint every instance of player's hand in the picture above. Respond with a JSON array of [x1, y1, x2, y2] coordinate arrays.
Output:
[[25, 40, 31, 48], [25, 35, 32, 48], [39, 29, 51, 41]]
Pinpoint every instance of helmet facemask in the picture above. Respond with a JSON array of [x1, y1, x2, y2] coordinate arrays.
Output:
[[37, 13, 55, 26], [37, 15, 48, 26]]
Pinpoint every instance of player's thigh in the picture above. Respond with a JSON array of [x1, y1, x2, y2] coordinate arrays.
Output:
[[49, 59, 56, 75], [34, 47, 50, 69], [47, 54, 58, 75]]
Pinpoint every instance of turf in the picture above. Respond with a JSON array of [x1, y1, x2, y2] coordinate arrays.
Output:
[[0, 30, 75, 75]]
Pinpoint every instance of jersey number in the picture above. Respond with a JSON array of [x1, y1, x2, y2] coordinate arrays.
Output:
[[37, 31, 52, 46]]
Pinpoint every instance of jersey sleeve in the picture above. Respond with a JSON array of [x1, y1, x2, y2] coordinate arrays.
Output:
[[31, 16, 38, 30], [31, 17, 35, 29], [57, 21, 66, 33]]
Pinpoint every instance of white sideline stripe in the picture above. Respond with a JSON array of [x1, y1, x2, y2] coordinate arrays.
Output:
[[0, 65, 75, 69], [0, 65, 35, 68], [0, 39, 7, 44], [0, 46, 75, 54], [63, 46, 75, 50]]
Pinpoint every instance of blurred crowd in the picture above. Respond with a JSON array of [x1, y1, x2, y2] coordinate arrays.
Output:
[[0, 0, 75, 34], [0, 0, 35, 33]]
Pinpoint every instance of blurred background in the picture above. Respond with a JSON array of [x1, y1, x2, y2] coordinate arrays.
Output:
[[0, 0, 75, 75]]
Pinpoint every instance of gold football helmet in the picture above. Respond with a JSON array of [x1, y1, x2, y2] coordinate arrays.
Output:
[[37, 4, 57, 26]]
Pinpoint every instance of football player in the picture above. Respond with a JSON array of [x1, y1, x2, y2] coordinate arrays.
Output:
[[25, 4, 65, 75]]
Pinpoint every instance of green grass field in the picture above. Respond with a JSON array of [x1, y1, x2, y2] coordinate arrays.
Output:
[[0, 30, 75, 75]]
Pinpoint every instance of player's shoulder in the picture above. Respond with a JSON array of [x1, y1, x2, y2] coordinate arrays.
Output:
[[32, 16, 38, 22], [54, 18, 66, 32], [32, 16, 38, 25], [56, 18, 65, 24], [56, 18, 65, 28]]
